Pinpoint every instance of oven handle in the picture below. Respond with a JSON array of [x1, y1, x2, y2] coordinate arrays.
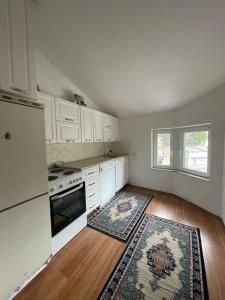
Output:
[[51, 183, 84, 200]]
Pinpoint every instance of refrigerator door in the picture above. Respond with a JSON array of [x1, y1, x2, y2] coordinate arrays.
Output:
[[0, 194, 52, 298], [0, 100, 48, 211]]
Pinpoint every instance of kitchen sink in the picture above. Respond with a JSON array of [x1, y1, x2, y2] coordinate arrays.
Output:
[[104, 154, 121, 158]]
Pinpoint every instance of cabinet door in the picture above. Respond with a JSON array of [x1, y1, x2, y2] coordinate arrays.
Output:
[[113, 117, 120, 141], [124, 156, 129, 185], [116, 157, 125, 192], [99, 161, 116, 206], [55, 98, 80, 123], [0, 0, 36, 97], [81, 107, 93, 142], [56, 121, 81, 143], [37, 92, 56, 143], [93, 110, 103, 142], [103, 127, 113, 142], [103, 113, 114, 128]]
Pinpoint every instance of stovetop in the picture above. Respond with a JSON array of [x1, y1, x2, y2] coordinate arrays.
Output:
[[48, 167, 81, 181], [48, 167, 83, 196]]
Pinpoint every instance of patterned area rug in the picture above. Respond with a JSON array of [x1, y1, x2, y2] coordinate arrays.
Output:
[[98, 214, 208, 300], [88, 192, 152, 242]]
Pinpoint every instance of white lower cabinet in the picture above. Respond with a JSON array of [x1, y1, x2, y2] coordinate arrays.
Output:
[[84, 156, 128, 212], [99, 160, 116, 206], [56, 121, 81, 143], [84, 166, 100, 214], [116, 156, 128, 192]]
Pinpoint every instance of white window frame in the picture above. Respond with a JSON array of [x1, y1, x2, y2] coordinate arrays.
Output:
[[179, 125, 211, 178], [152, 124, 211, 179], [152, 129, 173, 169]]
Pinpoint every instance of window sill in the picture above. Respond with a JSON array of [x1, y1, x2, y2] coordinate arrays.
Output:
[[151, 167, 211, 182]]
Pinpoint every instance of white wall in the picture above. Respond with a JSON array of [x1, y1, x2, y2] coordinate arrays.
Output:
[[35, 51, 100, 110], [113, 84, 225, 217]]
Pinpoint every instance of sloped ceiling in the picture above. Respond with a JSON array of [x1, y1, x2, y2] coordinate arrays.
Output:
[[34, 0, 225, 117]]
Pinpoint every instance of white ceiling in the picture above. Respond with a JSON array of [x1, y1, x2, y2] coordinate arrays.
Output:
[[34, 0, 225, 117]]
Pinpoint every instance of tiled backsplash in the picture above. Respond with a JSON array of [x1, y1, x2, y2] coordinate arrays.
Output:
[[46, 143, 107, 166]]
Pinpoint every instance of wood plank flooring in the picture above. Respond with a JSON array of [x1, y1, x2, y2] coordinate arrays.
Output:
[[16, 185, 225, 300]]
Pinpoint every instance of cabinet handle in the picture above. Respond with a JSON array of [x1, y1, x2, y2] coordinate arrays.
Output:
[[89, 182, 95, 187], [11, 86, 29, 95], [88, 171, 95, 176], [65, 118, 74, 122], [89, 193, 96, 198]]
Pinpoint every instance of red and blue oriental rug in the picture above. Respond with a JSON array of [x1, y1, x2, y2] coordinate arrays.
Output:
[[88, 192, 152, 242], [98, 214, 208, 300]]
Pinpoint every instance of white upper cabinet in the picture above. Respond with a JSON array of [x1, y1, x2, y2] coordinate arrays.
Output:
[[81, 107, 93, 142], [55, 97, 80, 123], [113, 117, 120, 141], [0, 0, 36, 98], [103, 128, 114, 142], [93, 110, 103, 142], [103, 113, 114, 129], [56, 121, 81, 143], [37, 92, 56, 143], [34, 92, 118, 144], [103, 113, 119, 142]]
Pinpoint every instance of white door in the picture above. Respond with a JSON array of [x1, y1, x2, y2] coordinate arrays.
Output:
[[100, 161, 116, 206], [37, 92, 56, 143], [55, 98, 80, 123], [93, 110, 103, 142], [81, 107, 93, 142], [0, 100, 48, 211], [0, 0, 36, 97], [116, 157, 125, 192], [0, 194, 52, 299], [56, 121, 81, 143]]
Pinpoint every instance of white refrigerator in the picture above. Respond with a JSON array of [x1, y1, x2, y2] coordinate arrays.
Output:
[[0, 95, 52, 299]]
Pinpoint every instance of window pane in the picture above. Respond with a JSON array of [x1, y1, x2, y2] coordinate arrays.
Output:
[[157, 133, 171, 166], [183, 130, 209, 174]]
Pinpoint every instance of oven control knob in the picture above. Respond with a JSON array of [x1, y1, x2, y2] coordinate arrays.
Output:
[[76, 178, 79, 182], [73, 179, 76, 183], [79, 177, 82, 180], [50, 188, 54, 192], [59, 184, 63, 188], [69, 180, 73, 184]]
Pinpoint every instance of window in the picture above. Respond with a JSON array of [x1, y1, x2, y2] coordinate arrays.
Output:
[[152, 124, 211, 178], [153, 130, 172, 169]]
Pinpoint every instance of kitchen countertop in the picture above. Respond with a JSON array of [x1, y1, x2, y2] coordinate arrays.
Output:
[[64, 154, 128, 170]]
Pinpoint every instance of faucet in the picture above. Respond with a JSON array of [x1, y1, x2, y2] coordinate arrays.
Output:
[[105, 144, 112, 157]]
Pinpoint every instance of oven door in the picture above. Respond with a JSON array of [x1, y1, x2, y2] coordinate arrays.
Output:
[[50, 182, 86, 236]]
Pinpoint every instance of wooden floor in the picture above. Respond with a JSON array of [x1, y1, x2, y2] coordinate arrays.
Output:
[[16, 185, 225, 300]]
